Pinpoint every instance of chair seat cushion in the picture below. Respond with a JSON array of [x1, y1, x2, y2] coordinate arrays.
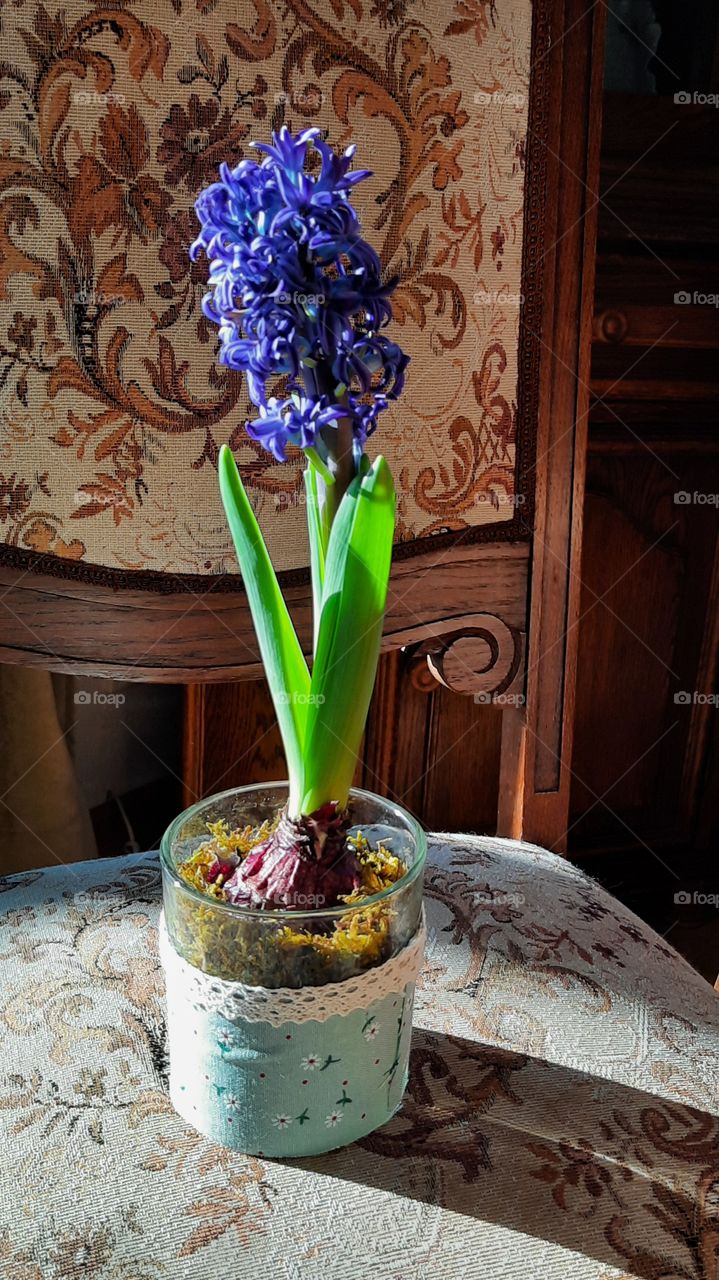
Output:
[[0, 838, 716, 1279], [420, 835, 719, 1110]]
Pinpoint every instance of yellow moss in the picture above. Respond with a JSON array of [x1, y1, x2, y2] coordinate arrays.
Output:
[[277, 901, 392, 966], [178, 818, 276, 897], [177, 846, 226, 900], [347, 831, 405, 899], [173, 817, 409, 982], [206, 818, 273, 857]]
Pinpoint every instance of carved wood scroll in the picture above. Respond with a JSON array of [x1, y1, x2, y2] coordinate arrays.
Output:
[[400, 613, 526, 703]]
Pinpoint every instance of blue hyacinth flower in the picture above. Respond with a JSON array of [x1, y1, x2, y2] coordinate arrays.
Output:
[[191, 126, 408, 459]]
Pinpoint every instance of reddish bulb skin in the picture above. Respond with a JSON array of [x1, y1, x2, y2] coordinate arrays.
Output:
[[223, 802, 360, 910], [205, 855, 239, 884]]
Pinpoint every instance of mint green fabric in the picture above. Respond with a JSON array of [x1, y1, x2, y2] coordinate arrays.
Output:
[[165, 969, 415, 1156]]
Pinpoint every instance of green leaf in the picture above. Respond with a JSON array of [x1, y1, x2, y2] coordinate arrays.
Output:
[[300, 455, 395, 813], [303, 461, 329, 654], [218, 445, 310, 810]]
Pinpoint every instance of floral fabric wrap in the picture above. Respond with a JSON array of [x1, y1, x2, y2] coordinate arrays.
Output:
[[160, 913, 425, 1156]]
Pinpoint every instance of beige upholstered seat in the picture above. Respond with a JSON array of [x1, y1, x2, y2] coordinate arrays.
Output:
[[1, 836, 716, 1277]]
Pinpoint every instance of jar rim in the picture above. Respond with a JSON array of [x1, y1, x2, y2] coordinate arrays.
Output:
[[160, 781, 427, 922]]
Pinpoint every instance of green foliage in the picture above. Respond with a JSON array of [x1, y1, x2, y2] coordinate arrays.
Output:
[[303, 460, 329, 654], [219, 447, 395, 817], [301, 456, 395, 813], [218, 445, 310, 812]]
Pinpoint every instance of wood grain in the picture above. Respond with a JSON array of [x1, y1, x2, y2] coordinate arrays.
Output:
[[570, 90, 719, 861], [0, 542, 528, 683], [184, 680, 284, 804], [498, 0, 607, 849]]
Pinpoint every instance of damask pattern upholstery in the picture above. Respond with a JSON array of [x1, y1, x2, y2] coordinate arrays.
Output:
[[1, 835, 717, 1278], [0, 0, 533, 579]]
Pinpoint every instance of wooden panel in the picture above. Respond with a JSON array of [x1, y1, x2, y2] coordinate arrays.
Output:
[[422, 693, 502, 834], [0, 542, 528, 683], [594, 256, 719, 355], [598, 97, 719, 245], [365, 649, 502, 833], [360, 650, 434, 820], [571, 453, 680, 840], [570, 87, 719, 860], [571, 444, 719, 852], [184, 679, 283, 805], [499, 0, 607, 849]]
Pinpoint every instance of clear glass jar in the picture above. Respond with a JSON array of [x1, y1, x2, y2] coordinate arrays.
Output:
[[160, 782, 426, 988]]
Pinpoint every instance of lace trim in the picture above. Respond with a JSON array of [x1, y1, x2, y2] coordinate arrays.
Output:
[[159, 910, 425, 1027]]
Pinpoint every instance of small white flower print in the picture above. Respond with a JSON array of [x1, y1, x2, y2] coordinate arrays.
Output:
[[272, 1114, 293, 1129], [218, 1029, 233, 1050], [301, 1054, 320, 1070], [225, 1094, 240, 1111], [363, 1020, 380, 1041], [325, 1110, 342, 1127]]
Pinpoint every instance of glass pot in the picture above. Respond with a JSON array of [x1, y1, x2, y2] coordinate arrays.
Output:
[[160, 782, 426, 1156]]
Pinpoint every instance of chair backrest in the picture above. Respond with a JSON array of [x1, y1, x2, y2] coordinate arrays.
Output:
[[0, 0, 606, 847]]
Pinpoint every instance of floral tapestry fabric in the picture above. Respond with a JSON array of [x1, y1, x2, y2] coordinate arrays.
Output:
[[1, 835, 718, 1278], [0, 0, 531, 578]]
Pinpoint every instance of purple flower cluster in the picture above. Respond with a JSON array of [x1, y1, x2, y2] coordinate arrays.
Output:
[[191, 127, 408, 461]]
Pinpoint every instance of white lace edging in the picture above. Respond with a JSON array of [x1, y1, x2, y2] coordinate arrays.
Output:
[[159, 909, 425, 1027]]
